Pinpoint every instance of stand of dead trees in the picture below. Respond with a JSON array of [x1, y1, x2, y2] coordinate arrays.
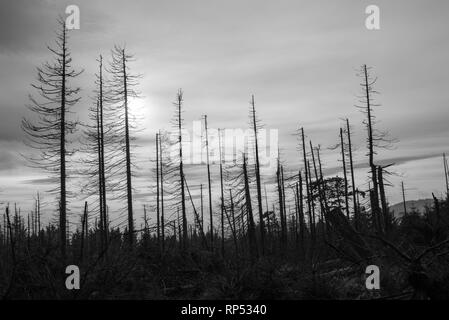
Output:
[[2, 20, 449, 299]]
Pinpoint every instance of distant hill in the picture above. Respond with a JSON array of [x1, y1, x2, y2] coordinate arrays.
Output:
[[389, 199, 434, 219]]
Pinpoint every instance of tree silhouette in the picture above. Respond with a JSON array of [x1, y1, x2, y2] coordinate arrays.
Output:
[[22, 19, 82, 259]]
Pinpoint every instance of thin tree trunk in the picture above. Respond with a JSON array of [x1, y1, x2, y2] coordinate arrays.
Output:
[[98, 55, 107, 247], [96, 100, 105, 250], [159, 131, 165, 251], [401, 181, 407, 217], [243, 154, 258, 259], [310, 142, 325, 231], [219, 129, 225, 256], [298, 172, 305, 253], [346, 119, 358, 229], [277, 159, 286, 245], [60, 26, 67, 261], [340, 128, 350, 219], [363, 64, 381, 233], [204, 115, 214, 250], [301, 128, 314, 241], [200, 184, 204, 235], [250, 95, 266, 254], [229, 189, 238, 254], [378, 166, 389, 233], [156, 133, 160, 249], [184, 175, 208, 248], [122, 49, 134, 245], [177, 92, 188, 249], [79, 201, 87, 261], [281, 165, 288, 244], [443, 153, 449, 199]]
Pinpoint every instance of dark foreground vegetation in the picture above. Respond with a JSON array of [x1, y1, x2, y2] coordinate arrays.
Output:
[[1, 200, 449, 299]]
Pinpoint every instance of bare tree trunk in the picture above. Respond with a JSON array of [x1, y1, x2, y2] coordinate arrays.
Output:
[[159, 131, 165, 251], [173, 92, 188, 249], [306, 160, 316, 242], [156, 133, 160, 249], [219, 129, 225, 256], [229, 189, 238, 254], [6, 207, 15, 262], [240, 206, 245, 242], [294, 182, 300, 246], [443, 153, 449, 199], [60, 26, 68, 261], [79, 201, 88, 261], [263, 183, 270, 237], [95, 100, 106, 251], [340, 128, 350, 219], [121, 49, 134, 245], [316, 146, 330, 234], [98, 55, 107, 248], [143, 205, 148, 237], [184, 175, 208, 248], [346, 119, 358, 230], [277, 159, 286, 246], [301, 128, 314, 242], [281, 165, 288, 244], [204, 115, 214, 251], [401, 181, 407, 217], [172, 220, 177, 243], [250, 95, 266, 254], [378, 166, 389, 233], [310, 142, 325, 226], [298, 172, 305, 253], [243, 154, 258, 259], [363, 64, 381, 233], [200, 184, 204, 235], [177, 208, 182, 250]]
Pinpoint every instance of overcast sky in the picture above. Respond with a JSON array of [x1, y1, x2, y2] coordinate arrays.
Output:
[[1, 0, 448, 229]]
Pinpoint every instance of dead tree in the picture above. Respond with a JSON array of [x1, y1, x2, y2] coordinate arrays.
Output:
[[401, 181, 407, 216], [203, 115, 214, 250], [300, 128, 315, 241], [346, 119, 358, 229], [229, 189, 239, 253], [200, 184, 204, 234], [22, 20, 82, 259], [306, 159, 316, 242], [297, 172, 305, 246], [443, 153, 449, 199], [356, 65, 395, 233], [310, 142, 325, 223], [377, 166, 389, 233], [80, 55, 113, 250], [174, 90, 188, 249], [243, 154, 258, 259], [218, 129, 225, 256], [183, 176, 208, 249], [339, 128, 350, 219], [156, 132, 161, 248], [276, 158, 287, 245], [249, 95, 266, 254], [79, 201, 88, 261], [108, 45, 141, 245], [158, 131, 166, 251]]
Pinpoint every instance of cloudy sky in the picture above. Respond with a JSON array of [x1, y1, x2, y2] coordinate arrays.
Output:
[[1, 0, 448, 228]]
